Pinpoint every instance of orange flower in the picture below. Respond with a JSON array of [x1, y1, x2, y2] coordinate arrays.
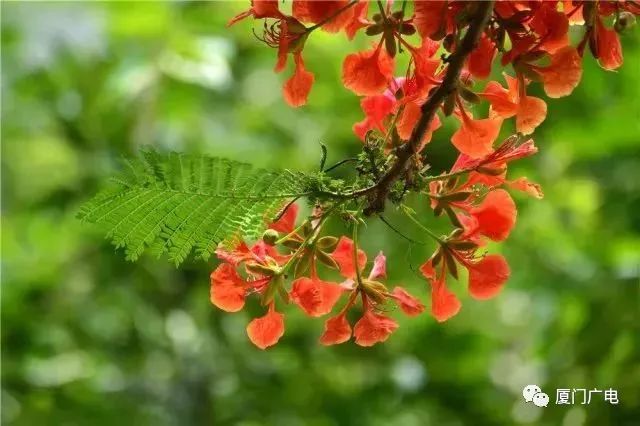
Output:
[[228, 0, 283, 26], [283, 53, 315, 107], [330, 236, 367, 279], [319, 312, 352, 345], [270, 202, 299, 233], [451, 109, 503, 159], [534, 46, 583, 98], [344, 2, 369, 40], [468, 255, 510, 300], [353, 310, 399, 347], [391, 287, 426, 317], [396, 101, 442, 148], [467, 34, 496, 80], [293, 0, 355, 33], [413, 0, 447, 39], [480, 74, 547, 135], [420, 260, 461, 322], [594, 17, 623, 71], [246, 303, 285, 349], [529, 2, 570, 54], [507, 177, 544, 199], [353, 93, 396, 140], [342, 46, 394, 96], [469, 189, 517, 242], [290, 277, 343, 317], [210, 263, 247, 312]]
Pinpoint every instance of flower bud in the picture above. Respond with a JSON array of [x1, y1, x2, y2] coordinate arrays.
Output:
[[317, 236, 338, 250], [246, 262, 276, 276], [361, 280, 388, 305], [615, 12, 636, 33], [262, 229, 279, 246]]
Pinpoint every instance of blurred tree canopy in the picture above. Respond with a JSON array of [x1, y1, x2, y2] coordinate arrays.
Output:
[[1, 2, 639, 425]]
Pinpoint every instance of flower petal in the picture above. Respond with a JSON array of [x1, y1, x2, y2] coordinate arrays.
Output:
[[353, 311, 398, 347], [369, 251, 387, 280], [470, 189, 517, 242], [246, 305, 285, 349], [270, 203, 299, 234], [468, 254, 510, 300], [451, 114, 502, 159], [210, 263, 246, 312], [516, 96, 547, 135], [538, 46, 583, 98], [283, 54, 315, 107], [595, 17, 623, 71], [431, 282, 462, 322], [342, 47, 394, 96], [319, 312, 352, 345], [392, 287, 425, 317], [330, 236, 367, 279], [290, 277, 343, 317]]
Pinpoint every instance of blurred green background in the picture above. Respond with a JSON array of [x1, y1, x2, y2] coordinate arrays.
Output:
[[2, 2, 639, 425]]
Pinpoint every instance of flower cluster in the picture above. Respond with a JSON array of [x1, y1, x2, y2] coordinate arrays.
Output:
[[211, 204, 424, 348], [217, 0, 638, 348]]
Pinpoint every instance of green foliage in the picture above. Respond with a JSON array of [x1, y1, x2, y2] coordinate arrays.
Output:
[[78, 150, 313, 265]]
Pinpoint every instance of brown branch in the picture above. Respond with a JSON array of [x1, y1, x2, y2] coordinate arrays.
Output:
[[362, 0, 495, 215]]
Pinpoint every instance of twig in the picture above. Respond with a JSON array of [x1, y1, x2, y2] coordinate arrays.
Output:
[[363, 1, 495, 215]]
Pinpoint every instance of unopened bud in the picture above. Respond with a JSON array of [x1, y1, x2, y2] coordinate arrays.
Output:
[[361, 280, 388, 305], [615, 12, 636, 33], [262, 229, 279, 246], [317, 236, 338, 250]]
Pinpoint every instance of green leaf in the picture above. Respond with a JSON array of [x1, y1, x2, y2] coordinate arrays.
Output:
[[78, 150, 313, 265]]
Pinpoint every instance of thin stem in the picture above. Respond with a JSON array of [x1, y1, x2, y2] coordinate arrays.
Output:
[[352, 218, 364, 288], [308, 0, 359, 31], [379, 215, 426, 244], [402, 206, 445, 245], [376, 0, 388, 20], [324, 158, 358, 173]]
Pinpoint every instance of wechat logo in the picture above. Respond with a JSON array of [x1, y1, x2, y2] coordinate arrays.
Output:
[[523, 384, 549, 407]]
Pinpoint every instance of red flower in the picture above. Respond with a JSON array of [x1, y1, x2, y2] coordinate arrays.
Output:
[[210, 263, 247, 312], [467, 34, 497, 80], [246, 303, 285, 349], [342, 45, 394, 96], [468, 189, 517, 242], [353, 309, 399, 347], [594, 17, 623, 71], [480, 74, 547, 135], [319, 312, 352, 345], [228, 0, 283, 26], [270, 202, 299, 234], [391, 287, 426, 317], [344, 2, 370, 40], [529, 2, 570, 54], [293, 0, 355, 33], [353, 93, 396, 140], [534, 46, 583, 98], [451, 109, 503, 159], [330, 236, 367, 279], [508, 177, 544, 199], [413, 0, 447, 40], [283, 53, 315, 107], [468, 255, 510, 300], [396, 100, 442, 148], [290, 276, 343, 317], [420, 260, 461, 322]]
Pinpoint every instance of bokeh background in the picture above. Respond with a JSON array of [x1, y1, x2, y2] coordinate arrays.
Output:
[[2, 2, 639, 425]]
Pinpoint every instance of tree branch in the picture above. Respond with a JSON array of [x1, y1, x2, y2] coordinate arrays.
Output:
[[363, 0, 495, 215]]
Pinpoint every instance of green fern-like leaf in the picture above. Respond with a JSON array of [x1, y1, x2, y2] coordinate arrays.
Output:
[[78, 150, 313, 265]]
